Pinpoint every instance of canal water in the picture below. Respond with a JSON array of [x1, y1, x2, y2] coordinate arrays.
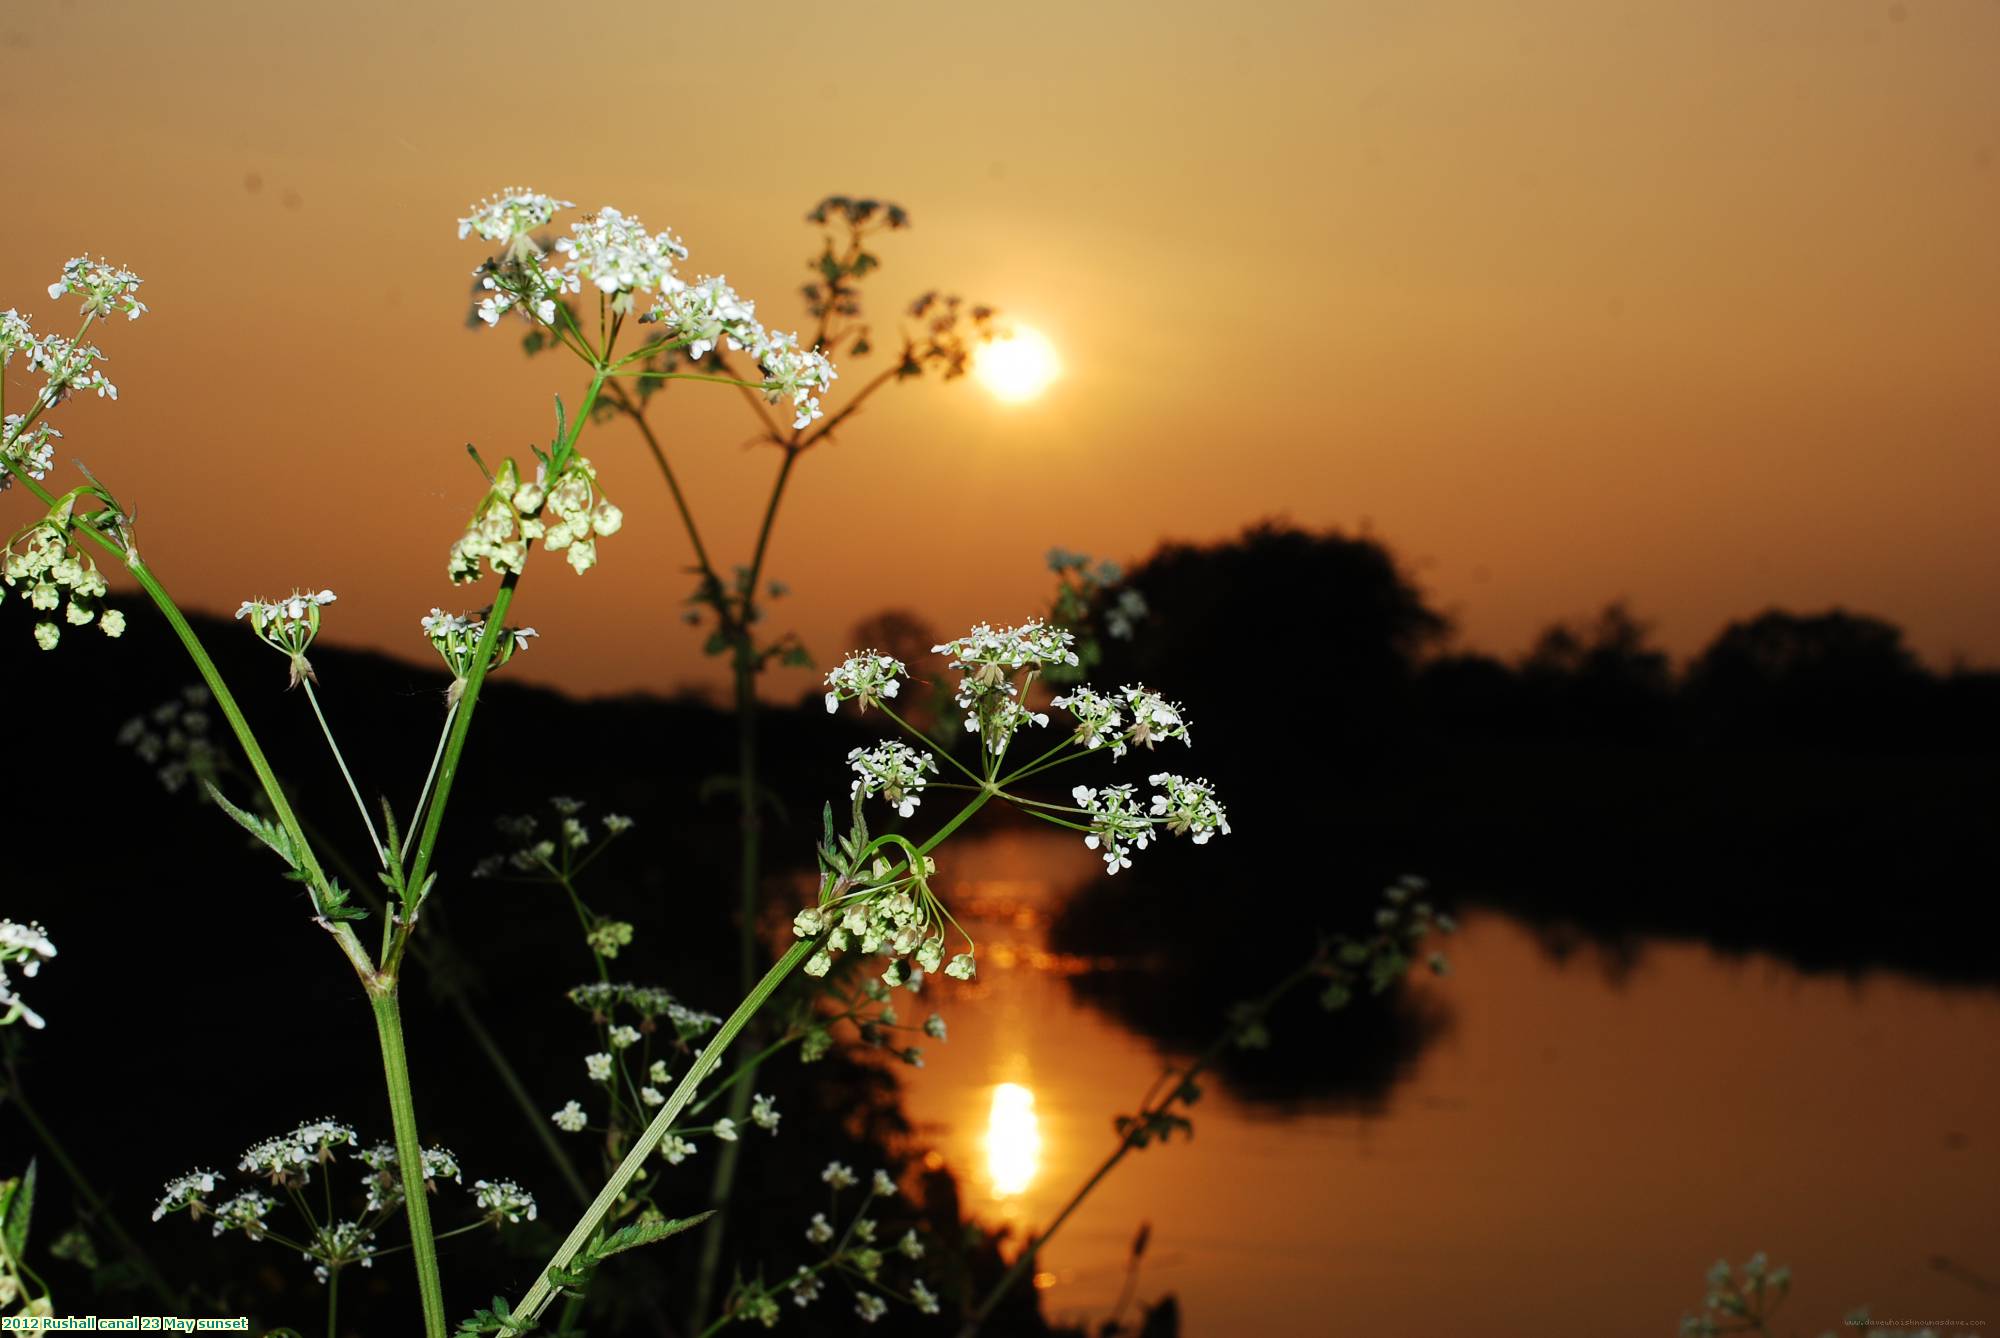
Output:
[[894, 829, 2000, 1335]]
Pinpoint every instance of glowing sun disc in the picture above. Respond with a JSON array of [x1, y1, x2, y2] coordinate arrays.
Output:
[[977, 328, 1061, 402]]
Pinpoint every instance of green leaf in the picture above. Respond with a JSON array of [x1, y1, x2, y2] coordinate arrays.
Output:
[[202, 782, 298, 868], [3, 1159, 36, 1260], [593, 1211, 715, 1260]]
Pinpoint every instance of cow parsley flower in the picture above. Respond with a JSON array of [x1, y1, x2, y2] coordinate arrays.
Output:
[[1122, 685, 1191, 750], [752, 329, 838, 429], [751, 1093, 781, 1132], [898, 1228, 926, 1260], [555, 206, 687, 312], [584, 1052, 613, 1083], [870, 1169, 897, 1198], [421, 608, 537, 699], [211, 1190, 277, 1241], [659, 1135, 696, 1165], [934, 619, 1078, 678], [552, 1100, 588, 1133], [848, 741, 937, 817], [854, 1294, 887, 1324], [26, 332, 116, 406], [1149, 773, 1230, 843], [1050, 686, 1125, 754], [236, 588, 335, 687], [790, 1267, 823, 1305], [652, 274, 761, 360], [825, 651, 906, 714], [0, 417, 59, 489], [1073, 784, 1152, 874], [805, 1213, 834, 1245], [472, 1178, 537, 1224], [151, 1169, 218, 1222], [820, 1161, 857, 1190], [47, 256, 147, 321], [911, 1279, 940, 1314], [459, 189, 573, 252]]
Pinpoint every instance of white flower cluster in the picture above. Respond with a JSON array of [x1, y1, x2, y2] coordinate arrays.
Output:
[[1072, 773, 1229, 874], [47, 256, 148, 323], [355, 1142, 463, 1213], [156, 1122, 532, 1281], [472, 1178, 538, 1225], [848, 741, 938, 818], [459, 190, 573, 253], [472, 796, 633, 879], [235, 587, 334, 686], [448, 456, 621, 583], [0, 415, 58, 490], [725, 1161, 937, 1326], [1050, 683, 1191, 757], [824, 650, 907, 714], [420, 608, 537, 701], [930, 620, 1077, 751], [117, 686, 218, 795], [151, 1168, 219, 1222], [651, 274, 758, 360], [1, 513, 120, 649], [793, 856, 975, 985], [0, 919, 57, 1031], [308, 1219, 378, 1284], [239, 1119, 359, 1184], [459, 189, 839, 428]]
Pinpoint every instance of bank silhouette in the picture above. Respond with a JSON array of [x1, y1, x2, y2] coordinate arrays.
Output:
[[1034, 523, 1998, 1098]]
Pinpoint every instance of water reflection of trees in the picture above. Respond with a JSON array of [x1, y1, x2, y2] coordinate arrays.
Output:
[[1042, 522, 1999, 1086]]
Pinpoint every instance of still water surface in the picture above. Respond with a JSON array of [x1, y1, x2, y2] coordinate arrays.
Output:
[[894, 830, 2000, 1335]]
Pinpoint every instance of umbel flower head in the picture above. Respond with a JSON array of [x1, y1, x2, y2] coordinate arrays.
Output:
[[824, 651, 907, 714], [47, 256, 148, 322], [0, 919, 57, 1030], [458, 187, 841, 428], [235, 588, 335, 686], [420, 608, 537, 704], [848, 741, 938, 818]]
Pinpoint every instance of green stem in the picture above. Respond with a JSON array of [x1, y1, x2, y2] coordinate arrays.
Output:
[[327, 1261, 340, 1338], [512, 940, 817, 1328], [371, 988, 448, 1338], [401, 366, 608, 922], [302, 679, 385, 865]]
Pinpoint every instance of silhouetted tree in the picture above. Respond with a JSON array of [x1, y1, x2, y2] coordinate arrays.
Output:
[[1686, 608, 1923, 748]]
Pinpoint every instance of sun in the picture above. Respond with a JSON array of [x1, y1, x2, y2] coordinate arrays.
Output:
[[976, 327, 1061, 403]]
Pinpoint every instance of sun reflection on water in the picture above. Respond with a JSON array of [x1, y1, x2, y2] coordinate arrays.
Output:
[[984, 1081, 1043, 1198]]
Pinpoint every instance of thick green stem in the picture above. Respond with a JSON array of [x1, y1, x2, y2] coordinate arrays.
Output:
[[512, 940, 817, 1328], [370, 987, 448, 1338]]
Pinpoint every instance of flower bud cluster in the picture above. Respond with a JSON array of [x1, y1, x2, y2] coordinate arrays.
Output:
[[0, 919, 56, 1031], [793, 856, 975, 986], [448, 455, 621, 583], [2, 509, 120, 649]]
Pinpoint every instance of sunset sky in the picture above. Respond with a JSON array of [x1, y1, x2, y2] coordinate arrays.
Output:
[[4, 0, 1996, 697]]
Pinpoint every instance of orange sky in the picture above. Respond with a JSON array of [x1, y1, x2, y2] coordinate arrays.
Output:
[[4, 0, 1997, 697]]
